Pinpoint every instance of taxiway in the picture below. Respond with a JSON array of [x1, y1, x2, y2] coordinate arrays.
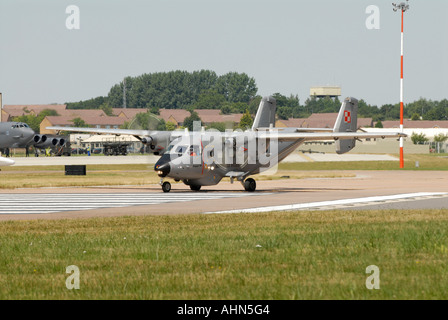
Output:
[[0, 170, 446, 220]]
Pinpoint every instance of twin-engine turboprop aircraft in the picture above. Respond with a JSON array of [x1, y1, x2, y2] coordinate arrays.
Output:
[[47, 96, 406, 192]]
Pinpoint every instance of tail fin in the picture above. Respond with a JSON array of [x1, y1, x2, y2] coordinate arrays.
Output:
[[333, 97, 358, 154], [252, 96, 276, 130]]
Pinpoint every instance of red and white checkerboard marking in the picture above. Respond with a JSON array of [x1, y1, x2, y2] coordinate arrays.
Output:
[[344, 111, 351, 123]]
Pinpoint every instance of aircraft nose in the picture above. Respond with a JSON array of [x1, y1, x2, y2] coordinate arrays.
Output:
[[25, 129, 35, 140], [155, 162, 170, 177]]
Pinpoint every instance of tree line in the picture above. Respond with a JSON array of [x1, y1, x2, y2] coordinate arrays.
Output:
[[63, 70, 448, 123]]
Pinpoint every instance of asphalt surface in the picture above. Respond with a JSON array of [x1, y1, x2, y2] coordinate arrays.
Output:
[[0, 169, 446, 220]]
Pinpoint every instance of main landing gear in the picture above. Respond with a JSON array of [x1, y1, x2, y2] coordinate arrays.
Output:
[[190, 185, 201, 191], [243, 178, 256, 192], [160, 178, 256, 193]]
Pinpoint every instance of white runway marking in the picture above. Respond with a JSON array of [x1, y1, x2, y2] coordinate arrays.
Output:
[[206, 192, 448, 214], [0, 193, 259, 215]]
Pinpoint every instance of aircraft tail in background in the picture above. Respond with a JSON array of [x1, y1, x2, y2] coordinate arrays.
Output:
[[333, 97, 359, 154], [252, 96, 276, 130]]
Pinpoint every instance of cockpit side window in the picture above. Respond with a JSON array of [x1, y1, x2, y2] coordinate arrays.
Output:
[[170, 145, 188, 155], [189, 145, 200, 156], [176, 146, 188, 154]]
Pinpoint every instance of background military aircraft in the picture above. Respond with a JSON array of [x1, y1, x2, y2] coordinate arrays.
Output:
[[0, 121, 66, 159], [0, 122, 35, 149], [48, 96, 406, 192]]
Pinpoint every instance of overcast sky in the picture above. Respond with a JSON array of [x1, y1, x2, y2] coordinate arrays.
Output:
[[0, 0, 446, 107]]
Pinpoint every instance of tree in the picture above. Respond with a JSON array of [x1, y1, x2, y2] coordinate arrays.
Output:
[[248, 96, 262, 115], [99, 102, 113, 116], [380, 104, 400, 120], [165, 121, 176, 131], [71, 117, 88, 128], [433, 133, 448, 153], [66, 96, 108, 109], [215, 72, 258, 103], [192, 89, 226, 109], [207, 122, 227, 132], [410, 132, 429, 145], [433, 133, 448, 143], [131, 112, 163, 130], [238, 110, 253, 130], [183, 111, 202, 131], [374, 120, 383, 128], [411, 113, 421, 121]]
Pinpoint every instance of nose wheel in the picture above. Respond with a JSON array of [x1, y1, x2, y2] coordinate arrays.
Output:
[[161, 181, 171, 193]]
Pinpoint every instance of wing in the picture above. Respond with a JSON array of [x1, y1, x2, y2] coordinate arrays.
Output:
[[258, 131, 406, 141], [46, 126, 183, 154], [46, 126, 156, 136]]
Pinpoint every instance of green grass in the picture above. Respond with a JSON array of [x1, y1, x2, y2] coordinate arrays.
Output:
[[279, 154, 448, 171], [0, 154, 446, 189], [1, 209, 448, 299]]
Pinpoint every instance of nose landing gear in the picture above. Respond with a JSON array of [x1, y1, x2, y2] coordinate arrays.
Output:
[[160, 179, 171, 193]]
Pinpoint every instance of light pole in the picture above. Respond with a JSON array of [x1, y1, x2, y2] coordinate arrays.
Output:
[[393, 0, 409, 168]]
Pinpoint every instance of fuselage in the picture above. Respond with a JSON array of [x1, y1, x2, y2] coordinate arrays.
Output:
[[154, 128, 305, 187], [0, 122, 35, 149]]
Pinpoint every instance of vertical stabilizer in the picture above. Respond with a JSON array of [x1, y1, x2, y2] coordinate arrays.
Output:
[[252, 96, 276, 130], [333, 97, 358, 154]]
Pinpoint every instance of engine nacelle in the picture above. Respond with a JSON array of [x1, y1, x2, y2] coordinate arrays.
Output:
[[141, 136, 154, 145], [51, 138, 65, 147], [33, 134, 47, 145]]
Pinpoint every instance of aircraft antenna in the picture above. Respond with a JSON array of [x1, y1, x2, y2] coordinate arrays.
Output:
[[392, 0, 409, 168]]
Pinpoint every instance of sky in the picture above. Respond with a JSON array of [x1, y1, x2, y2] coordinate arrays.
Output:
[[0, 0, 447, 107]]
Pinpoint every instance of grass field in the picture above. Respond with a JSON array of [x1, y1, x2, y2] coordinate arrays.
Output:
[[0, 153, 447, 299], [0, 209, 448, 299], [279, 153, 448, 171]]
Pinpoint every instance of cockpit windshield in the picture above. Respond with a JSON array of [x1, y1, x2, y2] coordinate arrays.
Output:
[[167, 144, 189, 155], [11, 123, 30, 129]]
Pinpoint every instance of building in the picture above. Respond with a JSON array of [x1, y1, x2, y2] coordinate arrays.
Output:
[[194, 109, 243, 126], [309, 86, 341, 99], [78, 134, 143, 154], [41, 115, 127, 134], [159, 109, 191, 127], [112, 108, 148, 120], [1, 104, 67, 122]]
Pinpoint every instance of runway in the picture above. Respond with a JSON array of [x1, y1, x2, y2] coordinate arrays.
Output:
[[0, 170, 446, 220], [0, 192, 262, 215]]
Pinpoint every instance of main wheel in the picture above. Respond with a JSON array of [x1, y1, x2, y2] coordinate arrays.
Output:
[[244, 178, 256, 192], [162, 181, 171, 193], [190, 185, 201, 191]]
